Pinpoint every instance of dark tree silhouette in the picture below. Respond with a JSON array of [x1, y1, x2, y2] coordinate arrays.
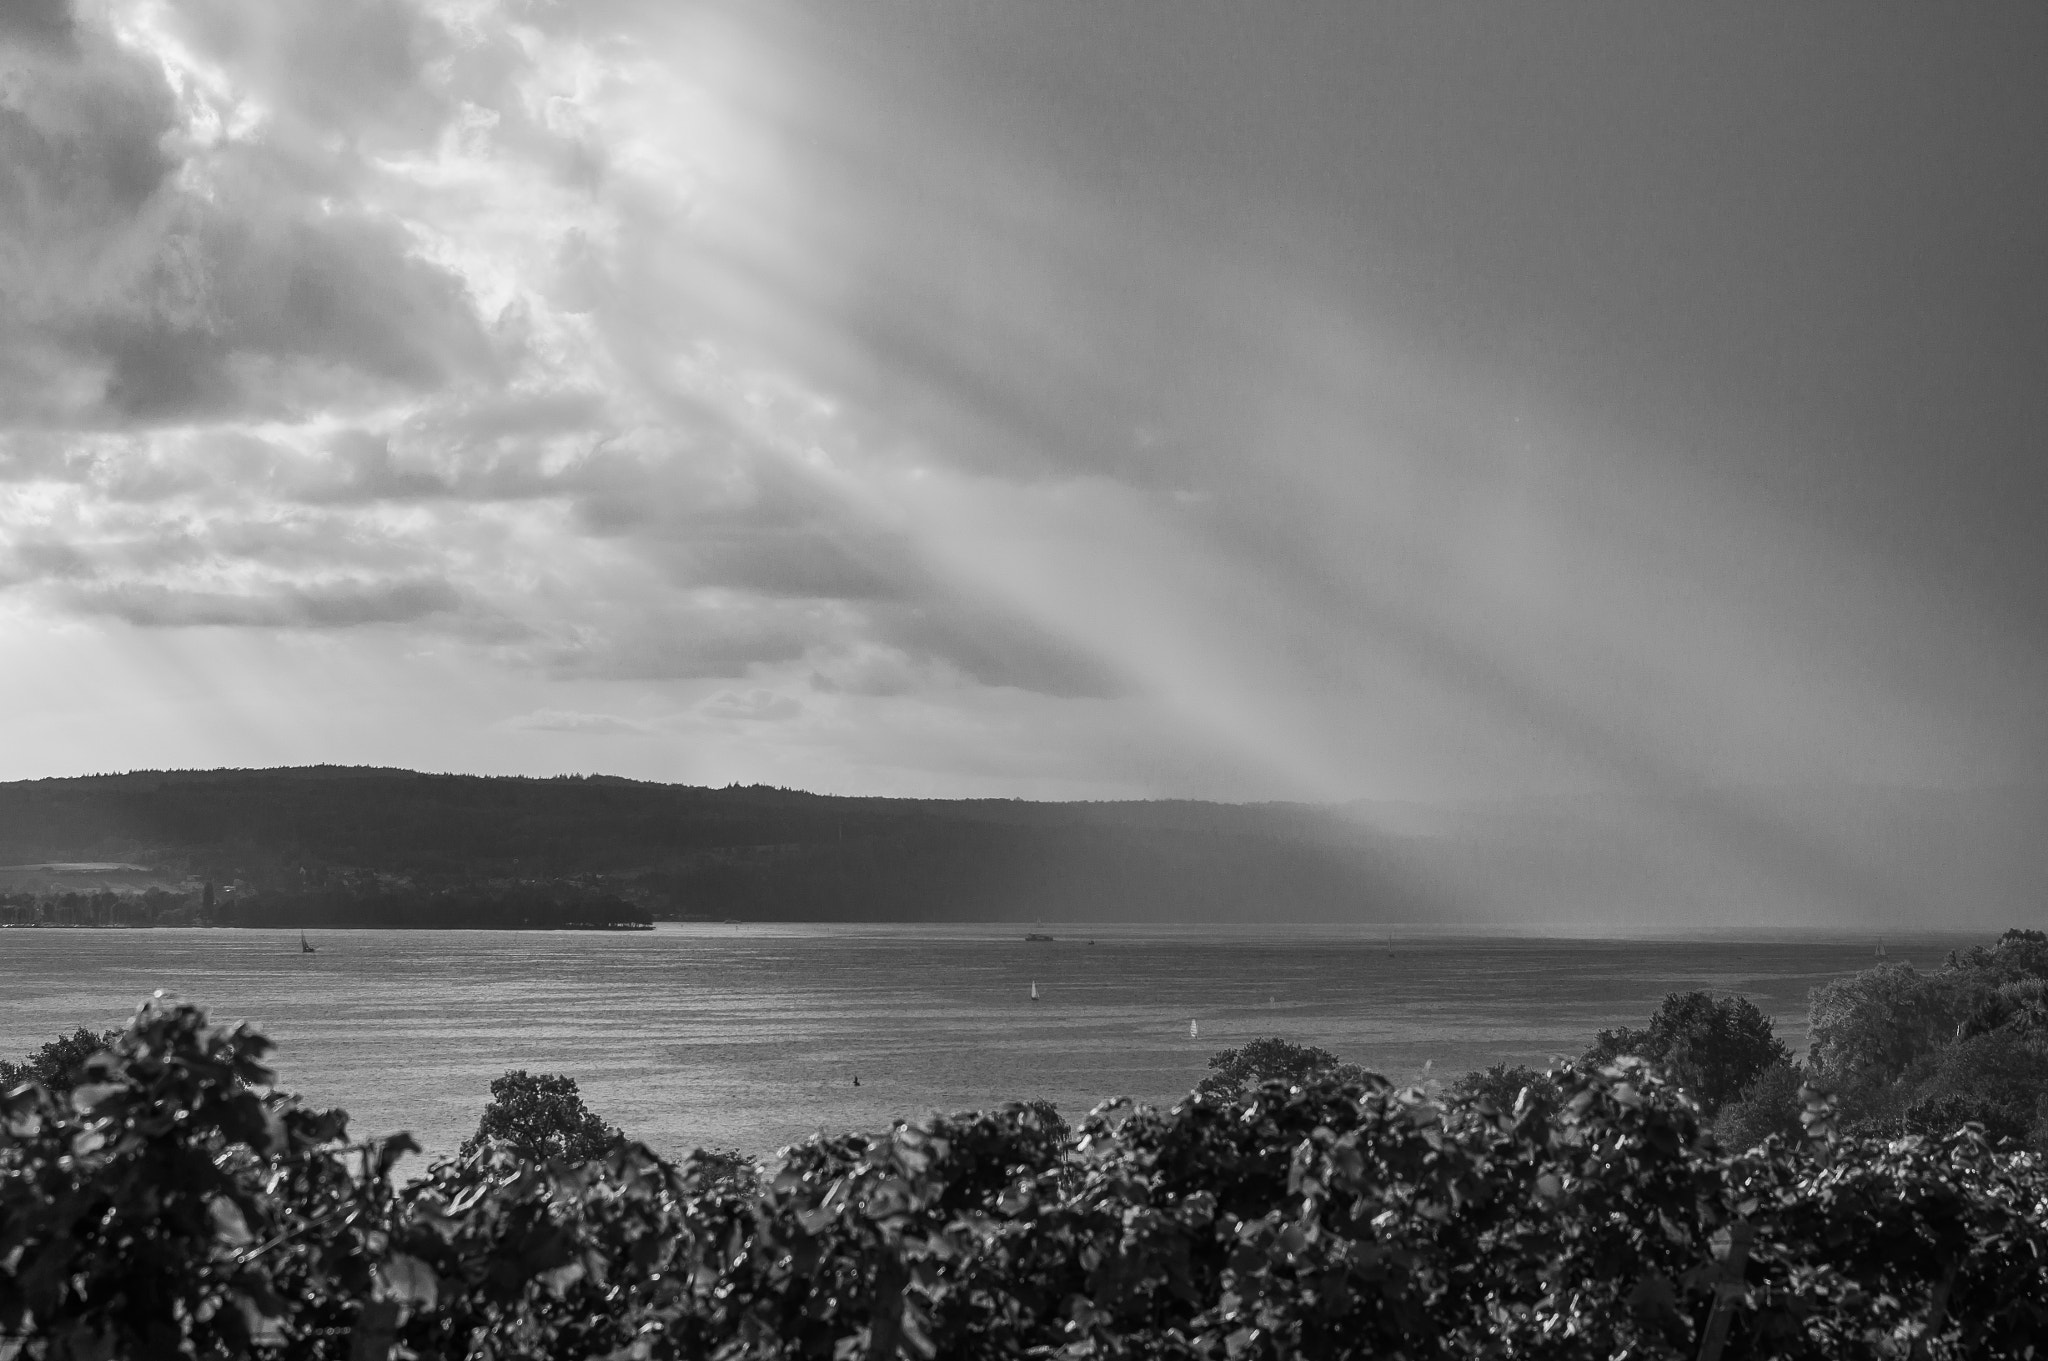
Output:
[[0, 1026, 122, 1093], [1449, 1061, 1559, 1116], [459, 1070, 623, 1163], [1583, 991, 1790, 1117], [690, 1145, 761, 1193], [1197, 1037, 1370, 1095]]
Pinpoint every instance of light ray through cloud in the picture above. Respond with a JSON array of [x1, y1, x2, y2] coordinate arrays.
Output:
[[4, 0, 2046, 925]]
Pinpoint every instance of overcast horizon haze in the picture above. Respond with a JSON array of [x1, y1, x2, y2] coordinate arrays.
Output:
[[5, 2, 2048, 926]]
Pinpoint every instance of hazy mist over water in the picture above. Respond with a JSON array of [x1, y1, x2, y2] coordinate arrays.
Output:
[[0, 924, 1980, 1162]]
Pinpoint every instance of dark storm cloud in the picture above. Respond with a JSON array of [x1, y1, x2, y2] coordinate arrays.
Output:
[[0, 20, 167, 206], [69, 194, 500, 424], [0, 1, 497, 429], [549, 609, 821, 682], [569, 447, 830, 540], [699, 688, 802, 722], [0, 9, 178, 415], [65, 576, 464, 628], [868, 600, 1127, 701], [563, 452, 928, 600], [663, 529, 918, 601], [2, 536, 94, 582], [0, 0, 74, 51], [502, 709, 649, 735]]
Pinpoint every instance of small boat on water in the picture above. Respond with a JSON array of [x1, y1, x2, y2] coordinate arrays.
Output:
[[1875, 939, 1889, 958], [1024, 932, 1055, 942], [1030, 981, 1040, 1001], [1190, 1019, 1199, 1039], [300, 931, 316, 954]]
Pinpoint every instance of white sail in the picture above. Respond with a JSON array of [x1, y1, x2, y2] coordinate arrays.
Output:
[[1189, 1019, 1199, 1038], [1030, 981, 1039, 1000]]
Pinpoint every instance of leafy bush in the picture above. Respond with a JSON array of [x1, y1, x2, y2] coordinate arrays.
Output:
[[1956, 977, 2048, 1042], [1804, 932, 2048, 1146], [8, 994, 2048, 1359], [1901, 1029, 2048, 1146], [691, 1143, 763, 1194], [1807, 963, 1983, 1089], [1950, 928, 2048, 987], [1713, 1060, 1806, 1152], [1446, 1061, 1559, 1118], [0, 995, 394, 1358]]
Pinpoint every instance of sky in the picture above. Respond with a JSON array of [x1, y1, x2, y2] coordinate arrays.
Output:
[[4, 0, 2047, 834]]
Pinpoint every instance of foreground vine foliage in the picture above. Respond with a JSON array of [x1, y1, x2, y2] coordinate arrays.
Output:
[[4, 996, 2046, 1359]]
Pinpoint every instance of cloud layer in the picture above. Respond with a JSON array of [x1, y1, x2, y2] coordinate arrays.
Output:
[[0, 0, 1124, 757], [4, 0, 2047, 926]]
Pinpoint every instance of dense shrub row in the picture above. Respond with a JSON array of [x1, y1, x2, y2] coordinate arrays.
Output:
[[6, 994, 2047, 1359], [1445, 931, 2048, 1160], [1796, 931, 2048, 1147]]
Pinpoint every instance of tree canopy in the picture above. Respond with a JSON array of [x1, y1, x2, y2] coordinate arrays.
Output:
[[1196, 1037, 1371, 1095], [0, 1027, 120, 1094], [458, 1070, 623, 1164], [1795, 930, 2048, 1145], [1583, 991, 1789, 1117]]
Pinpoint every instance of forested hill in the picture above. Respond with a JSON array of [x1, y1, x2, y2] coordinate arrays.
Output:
[[0, 767, 1442, 924]]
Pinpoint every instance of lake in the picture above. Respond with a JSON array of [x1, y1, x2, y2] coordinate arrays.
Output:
[[0, 924, 1976, 1166]]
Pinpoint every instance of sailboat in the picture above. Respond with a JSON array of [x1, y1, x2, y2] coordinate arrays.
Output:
[[1189, 1019, 1199, 1039], [300, 930, 316, 954], [1875, 939, 1889, 958], [1030, 981, 1040, 1001]]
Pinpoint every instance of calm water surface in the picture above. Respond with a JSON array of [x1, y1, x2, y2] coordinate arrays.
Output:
[[0, 925, 1973, 1164]]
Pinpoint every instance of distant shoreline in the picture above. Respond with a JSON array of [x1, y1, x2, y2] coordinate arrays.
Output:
[[0, 921, 656, 933], [0, 919, 1987, 950]]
